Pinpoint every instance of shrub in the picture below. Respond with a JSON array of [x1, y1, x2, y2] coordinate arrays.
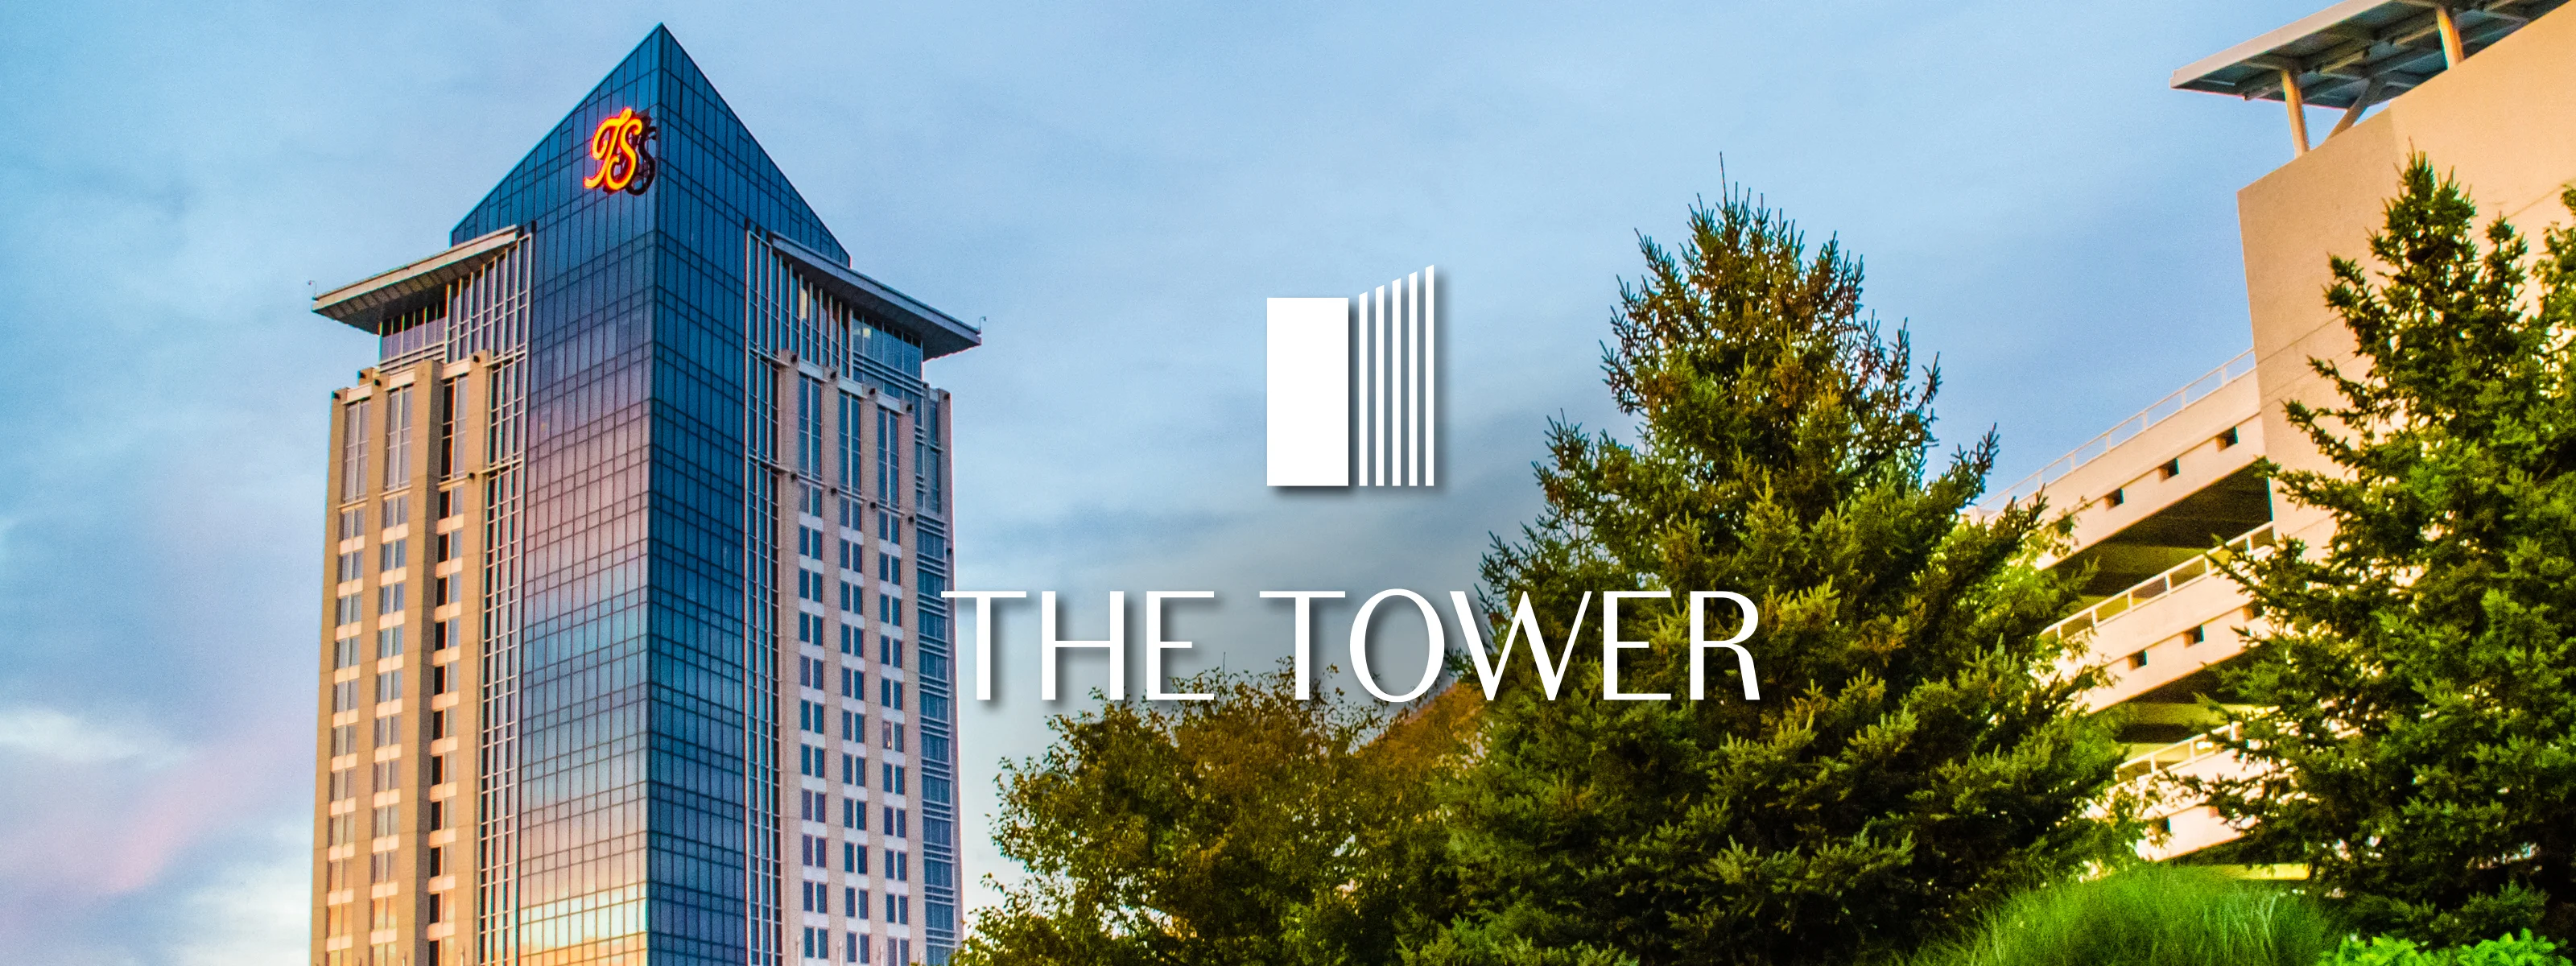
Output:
[[2318, 931, 2570, 966], [1909, 865, 2340, 966]]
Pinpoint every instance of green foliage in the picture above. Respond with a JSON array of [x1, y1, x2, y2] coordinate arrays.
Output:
[[2202, 157, 2576, 943], [1907, 865, 2342, 966], [1446, 188, 2133, 966], [952, 667, 1472, 966], [2319, 931, 2570, 966]]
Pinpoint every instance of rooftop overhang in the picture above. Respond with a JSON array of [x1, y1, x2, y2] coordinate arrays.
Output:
[[312, 226, 522, 335], [2173, 0, 2564, 151], [767, 232, 982, 360]]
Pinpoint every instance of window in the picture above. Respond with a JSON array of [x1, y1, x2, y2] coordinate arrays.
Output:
[[377, 627, 403, 659], [332, 681, 361, 712], [883, 764, 906, 795], [337, 508, 365, 541], [878, 593, 902, 630], [383, 386, 413, 489], [2157, 457, 2181, 480], [884, 807, 907, 839], [796, 377, 825, 477], [854, 888, 871, 919], [328, 724, 357, 756], [840, 392, 866, 493], [427, 800, 446, 831], [923, 735, 950, 765], [798, 526, 825, 559], [841, 797, 864, 830], [380, 539, 407, 572], [2103, 489, 2125, 509], [372, 714, 402, 745], [839, 580, 861, 613], [877, 510, 899, 546], [799, 700, 825, 733], [844, 840, 864, 873], [924, 817, 952, 848], [335, 593, 363, 627], [370, 804, 399, 836], [371, 760, 401, 793], [802, 834, 824, 867], [925, 775, 952, 805], [2185, 625, 2207, 646], [427, 846, 444, 877], [2126, 650, 2149, 670], [2216, 426, 2240, 449], [327, 814, 354, 845], [840, 667, 862, 700], [844, 887, 861, 917], [436, 485, 460, 519], [877, 553, 899, 586], [329, 767, 357, 799], [879, 677, 903, 711], [428, 754, 446, 785], [431, 619, 457, 652], [380, 495, 408, 531], [374, 670, 405, 704], [875, 409, 902, 505], [430, 663, 450, 696], [799, 744, 827, 778], [926, 860, 953, 889], [336, 551, 363, 583], [841, 710, 861, 741], [340, 399, 371, 502], [379, 583, 407, 617], [881, 720, 903, 753], [841, 753, 863, 786], [333, 637, 361, 670], [840, 623, 862, 656], [433, 575, 452, 606]]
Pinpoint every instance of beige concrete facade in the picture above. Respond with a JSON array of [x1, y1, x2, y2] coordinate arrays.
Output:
[[2024, 1, 2576, 862], [314, 353, 502, 966]]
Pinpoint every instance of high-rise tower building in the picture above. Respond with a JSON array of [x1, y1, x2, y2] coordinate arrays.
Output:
[[304, 29, 977, 965]]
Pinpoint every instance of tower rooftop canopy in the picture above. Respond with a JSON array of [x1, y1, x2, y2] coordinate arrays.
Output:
[[2174, 0, 2562, 108], [2172, 0, 2565, 154]]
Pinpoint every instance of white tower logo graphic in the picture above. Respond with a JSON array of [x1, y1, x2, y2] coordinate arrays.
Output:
[[1266, 266, 1435, 487]]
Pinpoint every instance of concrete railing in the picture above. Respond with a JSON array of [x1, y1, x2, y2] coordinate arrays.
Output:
[[2045, 522, 2276, 643], [1986, 349, 2256, 510]]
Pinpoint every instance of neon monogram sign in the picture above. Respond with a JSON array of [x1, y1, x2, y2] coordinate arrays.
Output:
[[582, 107, 658, 195]]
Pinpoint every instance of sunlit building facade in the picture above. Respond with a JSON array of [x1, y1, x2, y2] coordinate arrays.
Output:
[[305, 29, 976, 965], [2018, 0, 2570, 865]]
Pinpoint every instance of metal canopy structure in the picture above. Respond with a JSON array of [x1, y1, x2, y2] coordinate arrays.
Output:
[[312, 226, 522, 335], [768, 231, 983, 361], [2172, 0, 2565, 153]]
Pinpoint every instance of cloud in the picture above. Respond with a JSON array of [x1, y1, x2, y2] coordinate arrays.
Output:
[[0, 706, 183, 766]]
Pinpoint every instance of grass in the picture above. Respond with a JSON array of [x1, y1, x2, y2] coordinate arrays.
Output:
[[1909, 865, 2343, 966]]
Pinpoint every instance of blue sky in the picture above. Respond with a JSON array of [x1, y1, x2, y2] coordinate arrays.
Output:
[[0, 0, 2333, 961]]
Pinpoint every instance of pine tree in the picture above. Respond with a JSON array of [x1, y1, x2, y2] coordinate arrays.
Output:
[[2200, 158, 2576, 943], [1434, 190, 2129, 966]]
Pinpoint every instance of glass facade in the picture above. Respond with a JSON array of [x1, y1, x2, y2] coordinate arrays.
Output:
[[307, 27, 972, 966]]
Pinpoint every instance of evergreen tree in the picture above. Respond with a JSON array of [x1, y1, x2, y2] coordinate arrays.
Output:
[[2200, 158, 2576, 943], [956, 668, 1473, 966], [1435, 190, 2129, 966]]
